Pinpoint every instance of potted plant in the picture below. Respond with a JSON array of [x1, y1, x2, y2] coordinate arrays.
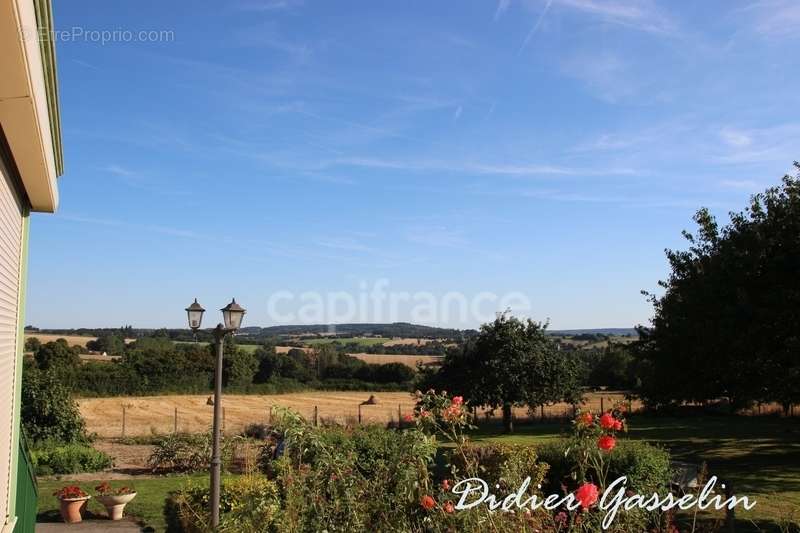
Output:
[[53, 485, 90, 523], [94, 482, 137, 520]]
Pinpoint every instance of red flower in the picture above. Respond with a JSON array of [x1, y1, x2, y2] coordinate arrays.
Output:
[[575, 483, 599, 509], [443, 501, 455, 514], [451, 396, 464, 406], [613, 419, 623, 431], [578, 412, 594, 425], [402, 414, 414, 423], [599, 412, 616, 430], [441, 479, 451, 491], [420, 495, 436, 510], [598, 435, 616, 452]]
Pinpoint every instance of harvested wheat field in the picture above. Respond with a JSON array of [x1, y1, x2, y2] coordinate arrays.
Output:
[[25, 333, 136, 348], [347, 353, 442, 367], [78, 391, 639, 438]]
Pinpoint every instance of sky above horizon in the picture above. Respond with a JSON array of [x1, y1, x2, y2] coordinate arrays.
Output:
[[26, 0, 800, 330]]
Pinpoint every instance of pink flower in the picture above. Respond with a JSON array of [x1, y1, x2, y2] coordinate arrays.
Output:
[[441, 479, 451, 491], [613, 419, 623, 431], [575, 483, 599, 509], [443, 501, 455, 514], [598, 435, 616, 452], [451, 396, 464, 406], [599, 412, 616, 430]]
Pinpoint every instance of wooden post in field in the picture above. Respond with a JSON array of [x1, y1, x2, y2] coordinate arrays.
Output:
[[358, 404, 362, 425], [268, 408, 273, 425], [600, 396, 605, 413], [122, 406, 127, 438], [540, 405, 544, 421], [174, 407, 178, 433], [222, 407, 226, 435], [724, 481, 735, 533], [314, 406, 318, 427], [398, 404, 402, 427]]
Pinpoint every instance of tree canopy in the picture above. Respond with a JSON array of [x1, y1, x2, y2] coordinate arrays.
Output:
[[422, 313, 583, 432], [636, 166, 800, 413]]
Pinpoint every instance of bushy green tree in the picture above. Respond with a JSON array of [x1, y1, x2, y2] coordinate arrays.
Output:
[[223, 348, 258, 387], [637, 167, 800, 413], [87, 334, 125, 355], [424, 313, 583, 432], [21, 361, 86, 444], [24, 336, 41, 352], [34, 339, 80, 372]]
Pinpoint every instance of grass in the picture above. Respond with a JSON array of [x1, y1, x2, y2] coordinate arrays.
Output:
[[173, 340, 260, 353], [37, 474, 222, 531], [303, 336, 391, 346], [471, 415, 800, 530]]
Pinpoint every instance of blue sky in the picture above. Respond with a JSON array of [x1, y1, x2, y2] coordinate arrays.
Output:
[[27, 0, 800, 330]]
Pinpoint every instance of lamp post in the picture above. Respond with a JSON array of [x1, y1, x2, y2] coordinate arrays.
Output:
[[185, 298, 246, 528]]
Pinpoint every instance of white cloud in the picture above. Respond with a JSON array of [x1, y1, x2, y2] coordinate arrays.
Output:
[[738, 0, 800, 38], [719, 128, 752, 148], [719, 179, 759, 190]]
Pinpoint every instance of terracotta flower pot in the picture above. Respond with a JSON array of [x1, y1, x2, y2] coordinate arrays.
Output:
[[96, 492, 137, 521], [59, 496, 91, 523]]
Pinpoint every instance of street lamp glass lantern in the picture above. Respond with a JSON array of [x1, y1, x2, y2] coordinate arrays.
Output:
[[185, 298, 205, 330], [221, 298, 246, 331]]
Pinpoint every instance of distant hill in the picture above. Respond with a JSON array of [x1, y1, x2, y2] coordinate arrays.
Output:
[[240, 322, 475, 339], [548, 328, 639, 337]]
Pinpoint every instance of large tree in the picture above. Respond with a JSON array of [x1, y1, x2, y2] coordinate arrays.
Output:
[[636, 166, 800, 413], [424, 313, 583, 432]]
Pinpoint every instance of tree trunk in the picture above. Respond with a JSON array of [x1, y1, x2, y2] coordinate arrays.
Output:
[[502, 403, 514, 433]]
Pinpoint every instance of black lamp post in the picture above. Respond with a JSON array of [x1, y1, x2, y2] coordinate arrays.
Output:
[[185, 298, 246, 528]]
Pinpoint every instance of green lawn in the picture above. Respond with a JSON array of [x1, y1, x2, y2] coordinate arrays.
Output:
[[303, 337, 391, 346], [36, 474, 236, 531], [471, 415, 800, 530], [174, 341, 260, 353]]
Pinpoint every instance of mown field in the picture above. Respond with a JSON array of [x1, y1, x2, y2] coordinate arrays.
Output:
[[77, 391, 636, 437]]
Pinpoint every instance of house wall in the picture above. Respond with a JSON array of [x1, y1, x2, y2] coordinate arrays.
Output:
[[0, 136, 27, 531]]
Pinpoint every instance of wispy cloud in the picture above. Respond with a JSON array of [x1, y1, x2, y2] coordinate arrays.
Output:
[[719, 179, 759, 190], [735, 0, 800, 38], [494, 0, 511, 21], [519, 0, 553, 53], [316, 236, 373, 252], [560, 51, 639, 103], [236, 0, 303, 12], [326, 156, 637, 177], [552, 0, 677, 35], [404, 226, 467, 248], [719, 127, 752, 148]]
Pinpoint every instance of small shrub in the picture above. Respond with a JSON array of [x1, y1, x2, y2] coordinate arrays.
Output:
[[148, 433, 242, 473], [164, 475, 280, 533], [242, 423, 270, 440], [31, 443, 112, 476]]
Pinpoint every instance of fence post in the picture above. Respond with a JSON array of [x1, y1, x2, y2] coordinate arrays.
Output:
[[268, 408, 273, 425], [601, 397, 605, 413], [122, 406, 126, 438], [358, 404, 362, 425], [398, 404, 402, 427], [724, 481, 736, 533], [314, 405, 318, 427], [174, 407, 178, 433], [222, 407, 226, 435]]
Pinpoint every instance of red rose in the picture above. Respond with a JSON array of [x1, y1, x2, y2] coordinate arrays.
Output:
[[575, 483, 599, 509], [402, 414, 414, 423], [578, 412, 594, 425], [420, 495, 436, 510], [441, 479, 451, 490], [443, 501, 455, 514], [599, 412, 616, 430], [452, 396, 464, 406], [598, 435, 616, 452]]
